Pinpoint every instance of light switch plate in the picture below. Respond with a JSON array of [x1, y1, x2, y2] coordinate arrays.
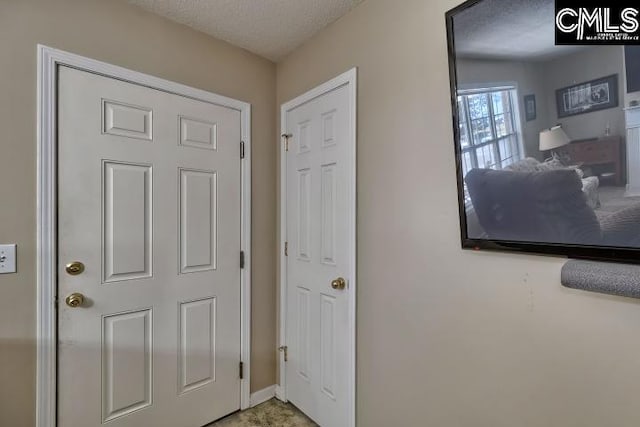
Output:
[[0, 244, 17, 274]]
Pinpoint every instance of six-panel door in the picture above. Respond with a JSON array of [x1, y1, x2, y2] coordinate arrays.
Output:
[[285, 84, 351, 427], [57, 66, 242, 427]]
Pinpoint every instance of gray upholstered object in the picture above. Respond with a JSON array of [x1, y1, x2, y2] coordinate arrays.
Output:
[[465, 168, 602, 244], [505, 157, 600, 209], [465, 168, 640, 247], [561, 260, 640, 299]]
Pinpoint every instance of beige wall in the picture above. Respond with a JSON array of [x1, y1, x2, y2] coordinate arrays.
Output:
[[278, 0, 640, 426], [0, 1, 276, 425]]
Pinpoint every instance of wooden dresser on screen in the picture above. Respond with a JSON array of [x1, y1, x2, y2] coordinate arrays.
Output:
[[556, 135, 623, 186]]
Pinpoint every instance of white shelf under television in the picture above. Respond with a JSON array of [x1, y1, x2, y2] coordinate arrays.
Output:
[[625, 105, 640, 197]]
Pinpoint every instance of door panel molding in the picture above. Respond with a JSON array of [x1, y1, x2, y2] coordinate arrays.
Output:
[[279, 68, 357, 427], [102, 160, 153, 283], [102, 308, 154, 422], [178, 297, 216, 394], [36, 45, 252, 427], [179, 168, 218, 274]]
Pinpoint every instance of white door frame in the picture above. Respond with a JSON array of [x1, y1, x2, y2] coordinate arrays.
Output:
[[36, 45, 252, 427], [278, 68, 357, 427]]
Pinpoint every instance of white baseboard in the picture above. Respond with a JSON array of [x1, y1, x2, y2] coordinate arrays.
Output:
[[274, 384, 286, 402], [250, 385, 276, 407]]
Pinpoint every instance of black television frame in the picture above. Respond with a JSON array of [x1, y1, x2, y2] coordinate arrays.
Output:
[[445, 0, 640, 264]]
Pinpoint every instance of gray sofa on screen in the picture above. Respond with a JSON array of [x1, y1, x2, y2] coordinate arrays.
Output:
[[465, 168, 640, 248], [504, 157, 600, 209]]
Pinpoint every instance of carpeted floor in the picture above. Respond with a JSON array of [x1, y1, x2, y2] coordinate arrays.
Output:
[[596, 185, 640, 213], [208, 399, 318, 427]]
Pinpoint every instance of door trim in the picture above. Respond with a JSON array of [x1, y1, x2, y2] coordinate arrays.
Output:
[[36, 45, 252, 427], [278, 68, 357, 427]]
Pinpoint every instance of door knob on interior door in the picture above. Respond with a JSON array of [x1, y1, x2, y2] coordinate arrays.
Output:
[[331, 277, 346, 290], [65, 293, 85, 308]]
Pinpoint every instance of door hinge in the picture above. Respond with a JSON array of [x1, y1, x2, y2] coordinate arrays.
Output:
[[284, 241, 288, 257], [240, 141, 245, 159], [239, 361, 244, 379], [279, 345, 288, 362], [240, 250, 245, 269], [282, 133, 292, 152]]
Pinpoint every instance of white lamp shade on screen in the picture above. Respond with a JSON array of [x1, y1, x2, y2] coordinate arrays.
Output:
[[539, 125, 570, 151]]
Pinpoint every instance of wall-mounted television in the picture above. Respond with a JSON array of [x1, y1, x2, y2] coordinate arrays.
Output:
[[446, 0, 640, 263]]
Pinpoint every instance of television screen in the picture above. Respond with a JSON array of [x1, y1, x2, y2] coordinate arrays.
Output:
[[446, 0, 640, 262]]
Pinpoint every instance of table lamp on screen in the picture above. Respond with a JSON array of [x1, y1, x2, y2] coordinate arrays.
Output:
[[540, 125, 570, 161]]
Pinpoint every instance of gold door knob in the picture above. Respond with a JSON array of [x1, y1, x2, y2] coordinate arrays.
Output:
[[65, 293, 85, 308], [65, 261, 85, 275], [331, 277, 346, 290]]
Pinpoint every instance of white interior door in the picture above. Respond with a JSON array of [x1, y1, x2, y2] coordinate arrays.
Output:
[[57, 66, 242, 427], [284, 79, 355, 427]]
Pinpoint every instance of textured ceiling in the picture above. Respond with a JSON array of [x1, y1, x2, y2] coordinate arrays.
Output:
[[129, 0, 364, 61], [453, 0, 585, 61]]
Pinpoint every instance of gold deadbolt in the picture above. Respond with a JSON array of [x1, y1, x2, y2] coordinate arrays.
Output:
[[65, 293, 85, 308], [331, 277, 346, 290], [65, 261, 85, 275]]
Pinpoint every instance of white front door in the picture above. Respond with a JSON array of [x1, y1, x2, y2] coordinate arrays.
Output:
[[57, 66, 242, 427], [283, 77, 355, 427]]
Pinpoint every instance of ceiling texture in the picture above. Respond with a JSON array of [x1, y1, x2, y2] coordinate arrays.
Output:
[[453, 0, 586, 61], [129, 0, 364, 62]]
